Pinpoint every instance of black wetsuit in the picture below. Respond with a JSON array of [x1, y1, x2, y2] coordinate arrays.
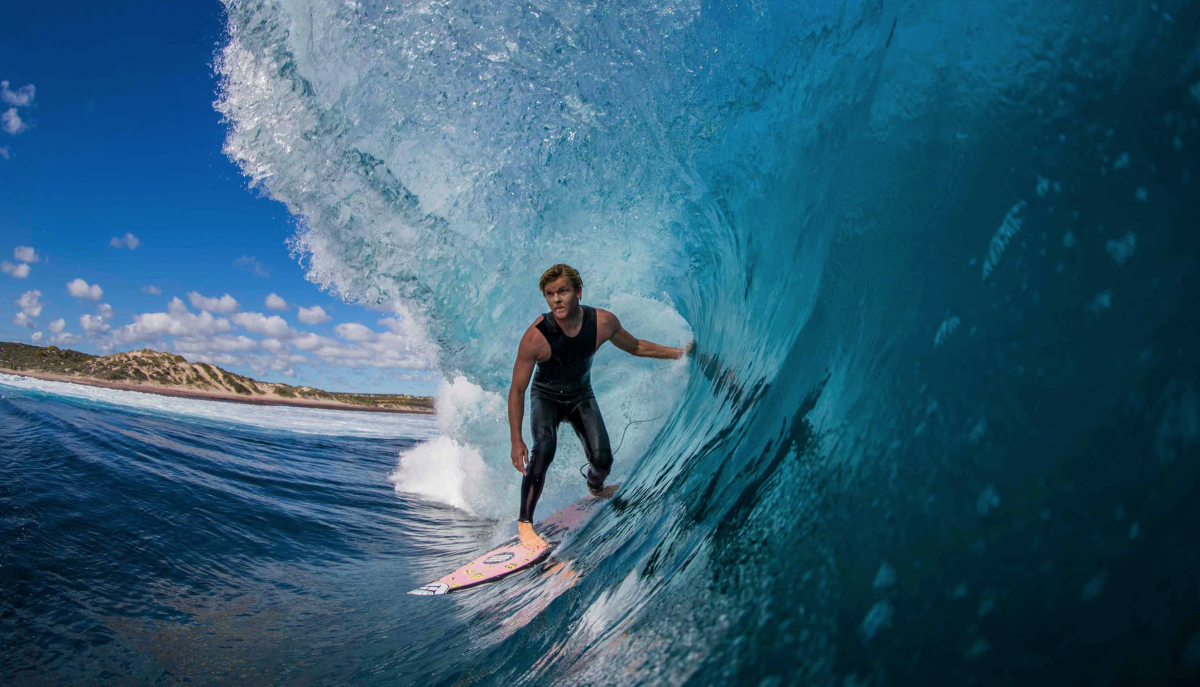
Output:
[[519, 305, 612, 523]]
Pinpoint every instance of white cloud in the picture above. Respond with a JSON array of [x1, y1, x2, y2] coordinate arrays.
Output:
[[51, 332, 81, 346], [297, 305, 331, 325], [112, 298, 233, 344], [1, 108, 27, 135], [67, 278, 103, 300], [78, 302, 115, 335], [13, 246, 37, 262], [48, 318, 66, 334], [310, 343, 374, 362], [2, 261, 30, 278], [141, 285, 162, 295], [80, 314, 110, 334], [30, 331, 43, 344], [335, 322, 377, 342], [292, 332, 335, 351], [168, 297, 188, 316], [259, 338, 287, 353], [288, 316, 434, 371], [1, 81, 35, 107], [265, 293, 289, 310], [13, 312, 34, 328], [0, 146, 8, 160], [187, 291, 240, 314], [299, 326, 433, 371], [233, 255, 269, 278], [17, 290, 43, 317], [173, 335, 258, 355], [232, 311, 296, 339], [109, 232, 140, 250]]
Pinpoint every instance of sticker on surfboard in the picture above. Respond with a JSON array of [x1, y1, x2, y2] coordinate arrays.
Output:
[[407, 484, 620, 596]]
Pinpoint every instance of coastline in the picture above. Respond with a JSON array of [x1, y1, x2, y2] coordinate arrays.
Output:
[[0, 368, 435, 415]]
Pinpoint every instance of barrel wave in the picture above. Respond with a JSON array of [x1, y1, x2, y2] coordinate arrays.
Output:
[[218, 0, 1200, 683]]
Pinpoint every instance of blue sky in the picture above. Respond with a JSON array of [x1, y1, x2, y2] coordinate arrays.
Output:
[[0, 1, 436, 395]]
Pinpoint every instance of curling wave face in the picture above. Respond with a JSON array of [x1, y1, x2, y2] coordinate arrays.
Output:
[[216, 0, 1200, 684]]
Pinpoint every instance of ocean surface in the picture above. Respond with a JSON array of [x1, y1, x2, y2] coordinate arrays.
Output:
[[7, 0, 1200, 684]]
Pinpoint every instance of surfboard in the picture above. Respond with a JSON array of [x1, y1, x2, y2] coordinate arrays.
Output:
[[408, 484, 619, 596]]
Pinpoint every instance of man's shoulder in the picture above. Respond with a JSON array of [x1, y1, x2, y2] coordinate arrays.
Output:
[[521, 316, 548, 344], [593, 308, 620, 334]]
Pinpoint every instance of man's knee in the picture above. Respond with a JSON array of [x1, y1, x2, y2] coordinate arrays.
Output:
[[530, 435, 557, 473]]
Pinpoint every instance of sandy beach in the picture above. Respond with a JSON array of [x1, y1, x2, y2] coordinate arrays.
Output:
[[0, 368, 435, 415]]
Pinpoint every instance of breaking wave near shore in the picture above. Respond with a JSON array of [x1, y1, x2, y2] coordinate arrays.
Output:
[[213, 0, 1200, 683]]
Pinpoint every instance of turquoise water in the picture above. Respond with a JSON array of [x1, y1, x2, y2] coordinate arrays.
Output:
[[5, 0, 1200, 683]]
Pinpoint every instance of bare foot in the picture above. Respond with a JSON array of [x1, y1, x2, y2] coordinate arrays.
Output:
[[594, 484, 620, 498], [517, 521, 548, 552]]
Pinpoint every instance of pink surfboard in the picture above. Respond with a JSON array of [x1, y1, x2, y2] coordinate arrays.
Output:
[[408, 485, 620, 596]]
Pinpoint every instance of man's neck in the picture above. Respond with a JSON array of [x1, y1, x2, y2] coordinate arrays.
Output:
[[554, 304, 584, 331]]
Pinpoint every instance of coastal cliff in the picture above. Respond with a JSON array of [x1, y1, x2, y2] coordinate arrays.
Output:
[[0, 342, 434, 414]]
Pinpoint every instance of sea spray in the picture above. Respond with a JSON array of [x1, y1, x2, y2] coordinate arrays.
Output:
[[390, 376, 507, 517]]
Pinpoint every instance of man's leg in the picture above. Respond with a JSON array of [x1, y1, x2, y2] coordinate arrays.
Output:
[[567, 397, 613, 495], [519, 397, 561, 528]]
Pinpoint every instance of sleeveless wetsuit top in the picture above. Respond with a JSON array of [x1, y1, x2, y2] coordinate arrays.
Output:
[[530, 305, 597, 402]]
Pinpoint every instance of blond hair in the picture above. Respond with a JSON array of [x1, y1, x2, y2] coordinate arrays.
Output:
[[538, 264, 583, 293]]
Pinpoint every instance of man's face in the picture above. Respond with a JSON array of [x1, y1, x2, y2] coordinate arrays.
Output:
[[542, 277, 581, 319]]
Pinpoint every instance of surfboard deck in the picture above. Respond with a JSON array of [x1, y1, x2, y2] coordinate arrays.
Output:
[[408, 484, 619, 596]]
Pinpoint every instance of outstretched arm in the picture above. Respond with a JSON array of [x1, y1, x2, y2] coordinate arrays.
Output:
[[604, 311, 688, 360]]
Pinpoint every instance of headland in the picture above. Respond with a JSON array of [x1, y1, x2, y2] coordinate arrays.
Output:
[[0, 342, 434, 414]]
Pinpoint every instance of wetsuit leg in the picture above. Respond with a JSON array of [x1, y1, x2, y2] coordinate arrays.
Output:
[[520, 397, 563, 522], [566, 396, 613, 492]]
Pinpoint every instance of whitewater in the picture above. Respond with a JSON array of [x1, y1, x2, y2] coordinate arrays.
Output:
[[5, 0, 1200, 684]]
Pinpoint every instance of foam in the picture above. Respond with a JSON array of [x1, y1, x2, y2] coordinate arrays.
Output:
[[388, 436, 487, 513], [390, 376, 507, 517]]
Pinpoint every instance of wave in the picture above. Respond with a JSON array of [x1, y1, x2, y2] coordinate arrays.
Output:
[[215, 0, 1200, 683]]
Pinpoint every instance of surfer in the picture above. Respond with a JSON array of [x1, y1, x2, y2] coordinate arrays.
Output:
[[509, 264, 688, 551]]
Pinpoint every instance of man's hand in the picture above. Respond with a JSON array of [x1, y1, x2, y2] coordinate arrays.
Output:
[[511, 439, 529, 474]]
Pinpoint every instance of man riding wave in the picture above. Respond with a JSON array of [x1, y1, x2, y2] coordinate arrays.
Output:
[[508, 264, 688, 551]]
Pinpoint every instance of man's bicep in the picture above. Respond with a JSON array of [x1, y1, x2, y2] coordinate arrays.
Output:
[[609, 324, 639, 354], [511, 351, 535, 388], [598, 310, 630, 347], [511, 331, 542, 388]]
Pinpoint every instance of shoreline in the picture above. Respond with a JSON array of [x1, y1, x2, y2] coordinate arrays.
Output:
[[0, 369, 435, 415]]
